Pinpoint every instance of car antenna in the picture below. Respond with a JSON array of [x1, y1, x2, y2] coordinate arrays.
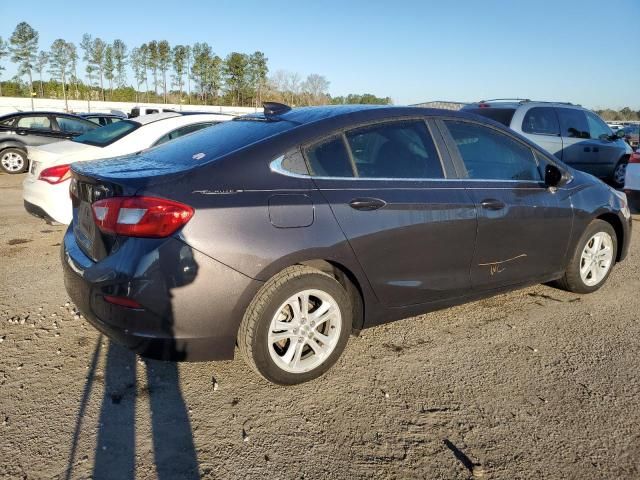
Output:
[[263, 102, 291, 117]]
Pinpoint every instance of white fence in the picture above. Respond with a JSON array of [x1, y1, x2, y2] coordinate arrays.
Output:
[[0, 96, 259, 117]]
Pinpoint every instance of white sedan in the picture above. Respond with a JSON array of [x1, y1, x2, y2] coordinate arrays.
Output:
[[624, 147, 640, 211], [23, 112, 231, 224]]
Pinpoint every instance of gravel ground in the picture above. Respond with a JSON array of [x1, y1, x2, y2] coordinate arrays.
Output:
[[1, 172, 639, 480]]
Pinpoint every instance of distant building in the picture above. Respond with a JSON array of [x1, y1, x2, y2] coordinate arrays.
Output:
[[411, 101, 467, 111]]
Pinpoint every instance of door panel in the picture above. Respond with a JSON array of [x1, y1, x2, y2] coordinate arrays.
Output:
[[440, 119, 573, 289], [465, 183, 572, 288], [315, 179, 477, 306]]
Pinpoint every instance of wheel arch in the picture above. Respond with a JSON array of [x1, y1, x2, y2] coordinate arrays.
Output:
[[297, 259, 366, 333], [596, 212, 624, 261], [0, 140, 28, 153]]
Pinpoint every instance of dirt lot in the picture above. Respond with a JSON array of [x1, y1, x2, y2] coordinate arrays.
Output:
[[1, 172, 639, 480]]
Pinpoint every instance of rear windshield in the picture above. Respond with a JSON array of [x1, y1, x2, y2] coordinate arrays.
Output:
[[464, 108, 516, 127], [141, 117, 298, 163], [72, 120, 139, 147], [71, 117, 299, 179]]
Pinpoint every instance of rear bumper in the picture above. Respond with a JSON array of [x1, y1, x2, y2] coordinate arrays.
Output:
[[61, 228, 263, 361], [22, 175, 72, 224]]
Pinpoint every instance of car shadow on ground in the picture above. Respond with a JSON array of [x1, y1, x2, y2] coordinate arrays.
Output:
[[65, 338, 200, 480]]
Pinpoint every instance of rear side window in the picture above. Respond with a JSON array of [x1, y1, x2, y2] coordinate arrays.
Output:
[[464, 108, 516, 127], [305, 135, 354, 177], [56, 116, 95, 134], [522, 107, 560, 136], [17, 116, 51, 130], [444, 120, 541, 181], [556, 108, 589, 139], [345, 120, 443, 179]]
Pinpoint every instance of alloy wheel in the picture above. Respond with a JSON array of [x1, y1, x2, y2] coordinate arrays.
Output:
[[579, 232, 614, 287], [1, 151, 25, 173], [267, 289, 342, 374], [613, 162, 627, 186]]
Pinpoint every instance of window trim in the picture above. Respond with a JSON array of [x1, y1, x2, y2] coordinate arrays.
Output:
[[298, 117, 448, 181]]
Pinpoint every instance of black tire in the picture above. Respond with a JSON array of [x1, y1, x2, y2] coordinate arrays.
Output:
[[238, 265, 352, 385], [554, 219, 617, 294], [0, 147, 28, 174], [610, 158, 628, 188]]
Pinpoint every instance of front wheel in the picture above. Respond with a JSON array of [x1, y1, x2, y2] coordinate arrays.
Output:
[[611, 158, 628, 188], [555, 219, 617, 294], [0, 148, 28, 174], [238, 265, 352, 385]]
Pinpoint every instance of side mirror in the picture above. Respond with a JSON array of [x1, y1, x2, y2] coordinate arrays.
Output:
[[545, 164, 564, 188], [616, 129, 626, 139]]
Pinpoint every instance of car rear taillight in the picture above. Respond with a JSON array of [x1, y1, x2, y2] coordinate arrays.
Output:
[[629, 152, 640, 164], [39, 164, 71, 184], [478, 103, 490, 108], [104, 295, 143, 309], [91, 196, 194, 238]]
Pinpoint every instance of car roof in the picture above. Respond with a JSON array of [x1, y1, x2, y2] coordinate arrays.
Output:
[[0, 111, 87, 119], [130, 112, 184, 125], [463, 99, 583, 110], [78, 112, 124, 117]]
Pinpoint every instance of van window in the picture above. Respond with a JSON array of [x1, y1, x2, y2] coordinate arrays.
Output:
[[585, 111, 612, 140], [522, 107, 560, 136], [464, 108, 516, 127], [556, 108, 589, 139]]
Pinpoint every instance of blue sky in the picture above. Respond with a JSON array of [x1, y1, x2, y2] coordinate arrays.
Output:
[[0, 0, 638, 109]]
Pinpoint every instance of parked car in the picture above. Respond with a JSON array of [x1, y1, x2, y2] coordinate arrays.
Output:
[[61, 103, 631, 385], [0, 112, 98, 174], [623, 147, 640, 210], [78, 112, 127, 126], [462, 100, 632, 187], [23, 112, 231, 224], [607, 123, 625, 132], [128, 106, 179, 118], [622, 124, 640, 148]]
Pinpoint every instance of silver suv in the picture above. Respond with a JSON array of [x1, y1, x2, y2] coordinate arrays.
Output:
[[462, 99, 632, 187]]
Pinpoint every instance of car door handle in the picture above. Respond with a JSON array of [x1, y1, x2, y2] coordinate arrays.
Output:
[[480, 199, 505, 211], [349, 198, 387, 211], [583, 146, 591, 152]]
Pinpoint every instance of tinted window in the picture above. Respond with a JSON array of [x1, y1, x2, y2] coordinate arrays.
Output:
[[306, 135, 354, 177], [585, 112, 612, 140], [444, 121, 541, 181], [464, 108, 516, 127], [0, 116, 15, 127], [72, 120, 139, 147], [17, 116, 51, 130], [522, 107, 560, 136], [345, 120, 443, 179], [56, 116, 95, 134], [557, 108, 589, 139], [153, 122, 216, 146]]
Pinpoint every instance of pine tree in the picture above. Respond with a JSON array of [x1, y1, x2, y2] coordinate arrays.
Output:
[[9, 22, 39, 109]]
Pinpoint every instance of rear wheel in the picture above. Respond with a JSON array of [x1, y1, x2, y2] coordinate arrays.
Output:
[[555, 219, 617, 294], [238, 265, 351, 385], [0, 148, 28, 174]]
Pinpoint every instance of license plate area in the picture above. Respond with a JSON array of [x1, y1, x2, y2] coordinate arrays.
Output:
[[74, 201, 96, 255]]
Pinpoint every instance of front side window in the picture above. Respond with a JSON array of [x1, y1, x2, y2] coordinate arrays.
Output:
[[345, 120, 443, 179], [56, 117, 95, 134], [556, 108, 589, 139], [305, 135, 354, 178], [17, 115, 51, 131], [444, 120, 541, 181], [522, 107, 560, 136], [585, 112, 612, 140]]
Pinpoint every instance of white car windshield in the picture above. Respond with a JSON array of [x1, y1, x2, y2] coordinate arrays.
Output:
[[72, 120, 139, 147]]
